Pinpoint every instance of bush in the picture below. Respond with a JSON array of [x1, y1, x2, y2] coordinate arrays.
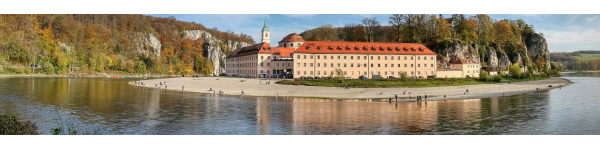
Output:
[[359, 75, 366, 80], [43, 62, 55, 74], [466, 75, 471, 79], [493, 74, 502, 82], [479, 70, 490, 81], [509, 63, 522, 79], [1, 114, 39, 135]]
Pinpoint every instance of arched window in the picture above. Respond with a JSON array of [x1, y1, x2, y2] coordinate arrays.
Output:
[[266, 33, 268, 37], [284, 43, 287, 48], [290, 43, 294, 47]]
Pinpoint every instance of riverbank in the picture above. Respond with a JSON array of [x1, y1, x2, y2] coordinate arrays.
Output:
[[134, 76, 573, 101], [0, 73, 184, 78]]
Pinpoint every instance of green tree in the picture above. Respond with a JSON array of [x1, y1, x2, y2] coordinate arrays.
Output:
[[479, 70, 490, 81], [509, 63, 521, 78], [361, 17, 380, 42]]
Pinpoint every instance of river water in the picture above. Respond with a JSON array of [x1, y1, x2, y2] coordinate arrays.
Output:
[[1, 72, 598, 135]]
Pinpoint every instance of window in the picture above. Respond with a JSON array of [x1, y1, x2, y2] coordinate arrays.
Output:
[[378, 64, 380, 67], [385, 64, 387, 67], [468, 70, 470, 73], [385, 72, 387, 75], [364, 56, 367, 60], [310, 71, 313, 75], [378, 56, 381, 60], [411, 71, 414, 75], [318, 63, 320, 67], [338, 56, 341, 60], [310, 63, 313, 67], [398, 64, 401, 67], [411, 56, 414, 60], [303, 63, 306, 67], [371, 64, 374, 67], [364, 63, 367, 67], [431, 71, 434, 75], [391, 56, 394, 60], [431, 64, 433, 67], [331, 56, 334, 59], [284, 43, 287, 47], [331, 63, 333, 67], [303, 55, 306, 59], [377, 71, 381, 75], [391, 64, 394, 67], [404, 56, 407, 60], [411, 64, 413, 67], [385, 56, 387, 60], [288, 63, 290, 67], [310, 55, 313, 59], [324, 55, 327, 59], [357, 56, 359, 60], [291, 43, 294, 47], [418, 56, 421, 60], [297, 63, 300, 67], [261, 56, 264, 59], [317, 71, 320, 75], [351, 56, 353, 59], [357, 63, 360, 67], [324, 71, 327, 75], [371, 56, 373, 60], [338, 63, 340, 67], [431, 57, 433, 60], [398, 56, 400, 60], [344, 56, 347, 59], [261, 63, 264, 66], [371, 71, 374, 75], [297, 55, 300, 59], [267, 63, 270, 66], [364, 71, 367, 75], [318, 55, 320, 59], [304, 71, 307, 75], [344, 63, 347, 67], [391, 72, 394, 75], [351, 63, 353, 67]]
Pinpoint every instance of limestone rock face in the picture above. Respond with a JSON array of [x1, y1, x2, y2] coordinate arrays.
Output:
[[183, 30, 252, 76], [527, 33, 551, 69], [486, 47, 499, 67], [134, 33, 161, 58], [498, 50, 511, 67], [444, 42, 480, 66]]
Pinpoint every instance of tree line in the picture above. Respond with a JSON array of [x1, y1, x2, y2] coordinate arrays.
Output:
[[0, 14, 254, 75], [550, 51, 600, 71]]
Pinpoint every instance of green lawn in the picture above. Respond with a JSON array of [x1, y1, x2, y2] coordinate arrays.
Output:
[[574, 54, 600, 61], [277, 76, 550, 88]]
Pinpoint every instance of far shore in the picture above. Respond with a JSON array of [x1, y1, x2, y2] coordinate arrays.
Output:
[[134, 76, 573, 101]]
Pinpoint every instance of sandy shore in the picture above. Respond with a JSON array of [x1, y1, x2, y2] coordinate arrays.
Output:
[[134, 76, 572, 101]]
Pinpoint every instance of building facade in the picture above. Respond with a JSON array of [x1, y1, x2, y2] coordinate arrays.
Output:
[[293, 41, 437, 79], [225, 43, 296, 78], [448, 59, 481, 78]]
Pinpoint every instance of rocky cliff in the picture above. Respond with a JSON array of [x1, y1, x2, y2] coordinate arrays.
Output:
[[134, 33, 162, 58], [441, 32, 550, 73], [183, 30, 252, 76]]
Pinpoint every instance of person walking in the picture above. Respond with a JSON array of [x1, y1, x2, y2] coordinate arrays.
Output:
[[409, 93, 412, 99], [395, 95, 398, 101], [444, 95, 446, 99], [466, 89, 469, 94], [403, 91, 406, 95], [242, 89, 245, 95], [424, 94, 427, 100], [182, 85, 184, 91]]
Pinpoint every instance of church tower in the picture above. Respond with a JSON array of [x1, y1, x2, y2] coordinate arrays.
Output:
[[261, 16, 270, 44]]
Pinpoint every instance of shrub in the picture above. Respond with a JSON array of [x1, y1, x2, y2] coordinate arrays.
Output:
[[493, 74, 502, 82], [400, 72, 408, 81], [1, 114, 39, 135], [479, 70, 490, 81], [509, 63, 521, 79]]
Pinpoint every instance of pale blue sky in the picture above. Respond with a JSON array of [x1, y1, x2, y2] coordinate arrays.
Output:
[[147, 14, 600, 52]]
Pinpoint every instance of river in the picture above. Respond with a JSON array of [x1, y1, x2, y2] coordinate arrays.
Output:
[[1, 72, 598, 135]]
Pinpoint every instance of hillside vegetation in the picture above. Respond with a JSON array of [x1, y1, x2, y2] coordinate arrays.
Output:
[[550, 51, 600, 71], [0, 14, 254, 76], [300, 14, 552, 73]]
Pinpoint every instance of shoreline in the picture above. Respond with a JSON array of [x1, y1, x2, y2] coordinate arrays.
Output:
[[134, 76, 573, 101]]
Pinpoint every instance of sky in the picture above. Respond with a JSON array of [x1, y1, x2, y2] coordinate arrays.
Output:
[[148, 14, 600, 53]]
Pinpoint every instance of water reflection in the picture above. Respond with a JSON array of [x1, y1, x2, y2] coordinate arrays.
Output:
[[1, 74, 599, 134]]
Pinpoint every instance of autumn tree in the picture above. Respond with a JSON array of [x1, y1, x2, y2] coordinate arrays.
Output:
[[389, 14, 404, 42], [361, 17, 380, 42]]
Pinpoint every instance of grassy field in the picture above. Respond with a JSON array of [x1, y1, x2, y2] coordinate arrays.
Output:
[[573, 54, 600, 61], [277, 76, 550, 88]]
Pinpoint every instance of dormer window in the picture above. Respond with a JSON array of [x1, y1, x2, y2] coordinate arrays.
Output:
[[308, 47, 311, 50]]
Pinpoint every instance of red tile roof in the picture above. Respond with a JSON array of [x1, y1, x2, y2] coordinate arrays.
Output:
[[278, 33, 305, 43], [227, 43, 296, 58], [451, 59, 479, 64], [294, 41, 437, 55]]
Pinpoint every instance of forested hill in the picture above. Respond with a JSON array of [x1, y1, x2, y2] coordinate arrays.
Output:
[[0, 14, 254, 76], [300, 14, 553, 74]]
